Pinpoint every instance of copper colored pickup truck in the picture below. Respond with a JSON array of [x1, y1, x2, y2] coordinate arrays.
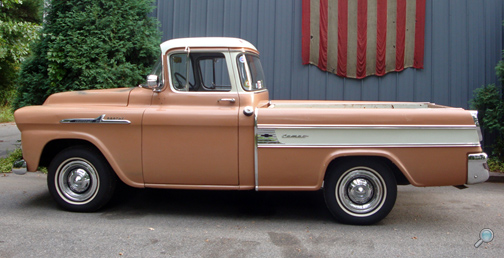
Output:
[[13, 37, 489, 225]]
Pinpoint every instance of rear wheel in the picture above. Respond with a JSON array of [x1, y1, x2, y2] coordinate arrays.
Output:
[[324, 159, 397, 225], [48, 147, 116, 212]]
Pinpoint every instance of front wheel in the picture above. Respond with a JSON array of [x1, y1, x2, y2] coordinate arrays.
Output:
[[324, 159, 397, 225], [48, 147, 116, 212]]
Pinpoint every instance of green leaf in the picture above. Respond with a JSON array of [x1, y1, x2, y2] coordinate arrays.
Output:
[[13, 0, 160, 109]]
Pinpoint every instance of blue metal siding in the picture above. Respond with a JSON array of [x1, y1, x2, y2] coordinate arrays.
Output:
[[154, 0, 503, 109]]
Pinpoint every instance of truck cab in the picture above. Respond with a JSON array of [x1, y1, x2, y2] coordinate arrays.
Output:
[[141, 38, 269, 188]]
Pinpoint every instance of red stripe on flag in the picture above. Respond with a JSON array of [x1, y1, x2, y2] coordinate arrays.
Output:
[[318, 0, 328, 71], [395, 0, 406, 71], [302, 0, 311, 65], [376, 0, 387, 76], [337, 0, 348, 77], [356, 0, 368, 79], [414, 0, 426, 69]]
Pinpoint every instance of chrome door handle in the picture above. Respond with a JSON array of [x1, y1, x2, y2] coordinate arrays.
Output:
[[219, 98, 236, 103]]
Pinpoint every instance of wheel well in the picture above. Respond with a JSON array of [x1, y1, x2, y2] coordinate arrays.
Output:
[[326, 156, 410, 185], [39, 139, 101, 168]]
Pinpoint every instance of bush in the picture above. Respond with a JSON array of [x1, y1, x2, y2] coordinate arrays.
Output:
[[0, 148, 23, 173], [496, 21, 504, 81], [0, 148, 47, 173], [470, 84, 504, 162], [14, 0, 160, 109], [488, 157, 504, 173], [0, 105, 15, 123]]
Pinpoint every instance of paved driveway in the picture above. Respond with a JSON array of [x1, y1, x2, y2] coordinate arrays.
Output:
[[0, 172, 502, 257]]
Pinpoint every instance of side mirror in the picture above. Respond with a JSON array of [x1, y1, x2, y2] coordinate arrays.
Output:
[[147, 75, 159, 88], [142, 75, 163, 92]]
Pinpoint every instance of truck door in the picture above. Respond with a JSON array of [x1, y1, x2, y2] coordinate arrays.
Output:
[[142, 51, 240, 185]]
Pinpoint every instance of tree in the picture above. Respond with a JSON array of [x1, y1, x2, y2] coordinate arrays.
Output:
[[14, 0, 160, 109], [0, 0, 42, 105]]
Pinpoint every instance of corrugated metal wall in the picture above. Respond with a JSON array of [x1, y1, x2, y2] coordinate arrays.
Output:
[[154, 0, 503, 109]]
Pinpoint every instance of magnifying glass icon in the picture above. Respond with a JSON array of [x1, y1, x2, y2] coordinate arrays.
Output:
[[475, 228, 494, 248]]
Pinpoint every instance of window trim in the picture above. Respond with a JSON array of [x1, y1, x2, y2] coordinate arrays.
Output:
[[236, 53, 266, 92], [167, 50, 236, 94]]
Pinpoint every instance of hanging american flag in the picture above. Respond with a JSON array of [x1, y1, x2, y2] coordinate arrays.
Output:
[[302, 0, 426, 79]]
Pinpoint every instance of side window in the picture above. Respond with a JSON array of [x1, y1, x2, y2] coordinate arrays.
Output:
[[170, 53, 194, 91], [198, 56, 231, 91], [170, 52, 231, 92], [237, 54, 266, 91]]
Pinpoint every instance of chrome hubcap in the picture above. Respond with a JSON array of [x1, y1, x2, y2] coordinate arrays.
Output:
[[68, 169, 91, 193], [348, 178, 374, 204], [56, 158, 99, 204], [336, 168, 385, 216]]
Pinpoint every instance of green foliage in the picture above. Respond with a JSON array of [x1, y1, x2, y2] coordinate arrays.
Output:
[[0, 0, 43, 105], [0, 148, 23, 173], [470, 84, 504, 161], [0, 147, 46, 173], [497, 58, 504, 82], [14, 0, 161, 109], [488, 157, 504, 173], [0, 104, 15, 123], [469, 20, 504, 171], [38, 166, 47, 174], [496, 21, 504, 82]]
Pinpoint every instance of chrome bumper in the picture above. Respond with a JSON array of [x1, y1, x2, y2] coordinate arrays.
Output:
[[12, 159, 27, 175], [467, 153, 489, 184]]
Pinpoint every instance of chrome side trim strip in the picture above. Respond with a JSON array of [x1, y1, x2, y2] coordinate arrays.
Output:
[[254, 107, 259, 191], [257, 124, 476, 130], [61, 114, 131, 124], [258, 143, 480, 148]]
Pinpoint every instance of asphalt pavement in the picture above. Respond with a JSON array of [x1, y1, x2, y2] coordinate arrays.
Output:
[[0, 172, 503, 257]]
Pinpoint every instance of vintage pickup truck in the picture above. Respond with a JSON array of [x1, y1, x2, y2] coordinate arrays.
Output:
[[13, 37, 489, 225]]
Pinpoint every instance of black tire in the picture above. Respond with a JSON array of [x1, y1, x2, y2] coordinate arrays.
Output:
[[324, 159, 397, 225], [48, 146, 116, 212]]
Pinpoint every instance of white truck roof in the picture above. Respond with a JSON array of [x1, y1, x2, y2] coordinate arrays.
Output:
[[160, 37, 257, 54]]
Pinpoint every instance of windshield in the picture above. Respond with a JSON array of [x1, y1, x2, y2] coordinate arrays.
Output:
[[237, 54, 266, 91]]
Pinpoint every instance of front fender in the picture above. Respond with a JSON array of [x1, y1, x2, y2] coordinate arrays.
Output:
[[21, 129, 144, 188]]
